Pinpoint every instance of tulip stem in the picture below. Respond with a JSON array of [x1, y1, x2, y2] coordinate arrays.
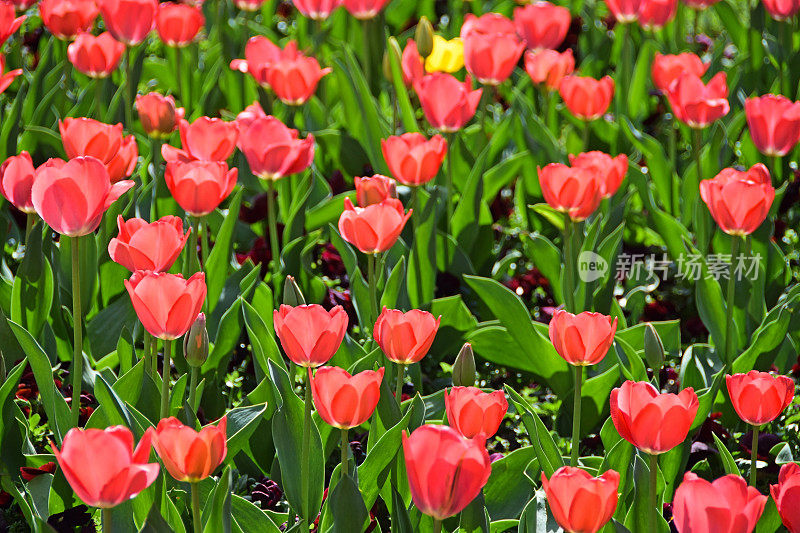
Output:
[[185, 217, 200, 276], [70, 236, 83, 428], [191, 482, 202, 533], [301, 369, 313, 531], [340, 428, 349, 482], [266, 180, 280, 278], [24, 213, 34, 245], [188, 366, 200, 412], [95, 78, 106, 120], [102, 507, 113, 532], [150, 137, 162, 220], [770, 155, 782, 183], [582, 121, 590, 152], [143, 332, 152, 375], [649, 453, 658, 533], [411, 186, 423, 305], [570, 365, 582, 466], [361, 19, 371, 92], [562, 214, 576, 312], [724, 236, 740, 368], [367, 252, 377, 332], [160, 339, 172, 419], [750, 425, 759, 486], [433, 519, 442, 533], [123, 46, 133, 132], [395, 363, 405, 405], [151, 334, 159, 381], [443, 132, 456, 267]]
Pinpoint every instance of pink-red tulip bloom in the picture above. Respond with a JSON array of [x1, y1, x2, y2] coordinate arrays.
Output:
[[542, 466, 620, 533], [381, 133, 447, 187], [50, 425, 159, 508], [771, 463, 800, 533], [149, 417, 227, 482], [0, 2, 24, 47], [40, 0, 99, 40], [164, 160, 238, 217], [164, 117, 239, 163], [673, 473, 767, 533], [338, 197, 411, 254], [342, 0, 390, 19], [293, 0, 343, 19], [32, 156, 134, 237], [309, 366, 384, 429], [762, 0, 800, 19], [0, 54, 21, 94], [462, 13, 524, 86], [265, 41, 331, 105], [548, 310, 618, 366], [273, 304, 349, 368], [569, 151, 628, 198], [538, 163, 602, 221], [651, 52, 708, 93], [373, 307, 440, 365], [638, 0, 677, 28], [238, 116, 315, 180], [699, 164, 775, 236], [0, 151, 35, 213], [402, 425, 492, 520], [559, 75, 615, 121], [726, 371, 794, 426], [514, 2, 571, 51], [155, 2, 204, 47], [745, 94, 800, 157], [524, 49, 574, 91], [445, 386, 508, 439], [230, 36, 281, 87], [414, 73, 482, 132], [125, 271, 207, 340], [59, 117, 138, 183], [666, 72, 729, 128], [67, 32, 125, 78], [108, 215, 190, 272], [96, 0, 157, 46], [401, 39, 424, 86], [610, 380, 699, 454], [354, 174, 397, 207], [136, 93, 184, 138]]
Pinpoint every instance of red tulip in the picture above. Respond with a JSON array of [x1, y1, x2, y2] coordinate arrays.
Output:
[[155, 2, 203, 47], [265, 41, 331, 105], [233, 0, 266, 10], [665, 72, 729, 128], [401, 39, 424, 86], [272, 304, 348, 368], [229, 36, 281, 88], [50, 426, 159, 508], [725, 371, 794, 426], [414, 73, 483, 132], [67, 32, 125, 78], [461, 12, 517, 37], [0, 2, 24, 47], [31, 156, 134, 236], [537, 163, 602, 221], [108, 215, 190, 272], [445, 386, 508, 439], [541, 466, 620, 533], [745, 94, 800, 157], [683, 0, 721, 7], [462, 13, 524, 86], [548, 309, 618, 366], [673, 473, 766, 533], [97, 0, 157, 45], [8, 0, 34, 9], [354, 174, 396, 207], [381, 133, 447, 186], [513, 2, 571, 51], [610, 380, 699, 454], [309, 366, 384, 429], [0, 54, 21, 94], [235, 100, 267, 133], [164, 160, 237, 217], [402, 425, 491, 520], [238, 116, 315, 180], [125, 271, 206, 340], [40, 0, 98, 40], [559, 75, 615, 121], [149, 417, 227, 482], [569, 151, 628, 198], [59, 117, 138, 183], [651, 52, 708, 93], [605, 0, 643, 22], [373, 307, 440, 364], [638, 0, 677, 28], [524, 49, 574, 91], [0, 151, 35, 213], [771, 463, 800, 533], [164, 117, 239, 162], [293, 0, 343, 19], [699, 164, 775, 236], [762, 0, 800, 19], [136, 93, 184, 138], [338, 197, 411, 254], [342, 0, 390, 19]]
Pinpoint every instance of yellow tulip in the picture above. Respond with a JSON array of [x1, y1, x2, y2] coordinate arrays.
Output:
[[424, 35, 464, 73]]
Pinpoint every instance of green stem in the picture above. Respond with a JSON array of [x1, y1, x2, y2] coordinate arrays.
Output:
[[340, 428, 349, 482], [779, 22, 787, 95], [143, 332, 152, 375], [668, 120, 678, 216], [150, 137, 162, 220], [176, 46, 185, 111], [433, 519, 442, 533], [570, 365, 583, 466], [444, 132, 456, 267], [562, 215, 576, 312], [95, 77, 105, 120], [724, 237, 741, 368], [200, 217, 209, 269], [301, 369, 313, 531], [266, 180, 280, 276], [361, 19, 371, 92], [70, 236, 83, 427], [184, 217, 200, 276], [582, 121, 590, 151], [24, 212, 34, 244], [123, 46, 133, 131], [395, 363, 405, 404], [750, 425, 759, 486], [770, 155, 782, 184], [693, 128, 703, 181], [191, 482, 202, 533], [160, 339, 172, 419], [151, 334, 158, 380], [367, 253, 377, 332], [188, 366, 200, 412], [649, 454, 659, 533], [411, 186, 422, 304], [102, 507, 113, 533]]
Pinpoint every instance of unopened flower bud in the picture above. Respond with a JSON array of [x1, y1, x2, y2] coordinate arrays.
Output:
[[644, 323, 664, 370], [183, 313, 208, 368], [415, 16, 434, 59], [283, 275, 306, 306], [452, 343, 476, 387], [384, 36, 402, 82]]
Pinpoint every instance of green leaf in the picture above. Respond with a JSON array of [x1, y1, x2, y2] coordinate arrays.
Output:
[[11, 226, 54, 339], [386, 37, 419, 133], [0, 359, 26, 446], [380, 256, 406, 310], [624, 455, 669, 533], [327, 474, 368, 533], [459, 491, 489, 533], [505, 386, 564, 477], [206, 189, 243, 313], [517, 490, 560, 533], [225, 403, 269, 459], [202, 466, 233, 533], [483, 447, 536, 520], [712, 433, 740, 476]]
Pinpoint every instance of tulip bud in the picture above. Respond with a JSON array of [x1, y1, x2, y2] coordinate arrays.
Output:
[[643, 323, 664, 370], [452, 343, 476, 386], [283, 275, 306, 307], [384, 37, 402, 83], [183, 313, 209, 367], [415, 16, 434, 59]]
